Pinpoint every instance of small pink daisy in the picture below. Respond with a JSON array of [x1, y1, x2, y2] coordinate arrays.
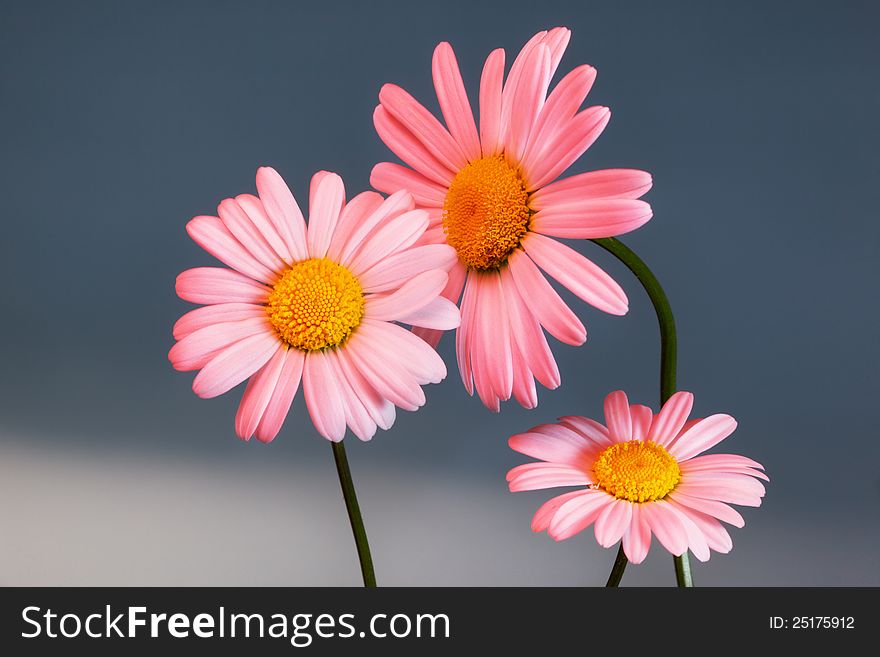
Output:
[[371, 27, 653, 410], [170, 167, 460, 443], [507, 390, 767, 563]]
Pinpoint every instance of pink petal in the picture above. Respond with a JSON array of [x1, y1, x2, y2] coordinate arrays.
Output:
[[510, 346, 538, 409], [173, 302, 265, 340], [255, 166, 309, 262], [370, 162, 447, 206], [506, 463, 591, 492], [175, 267, 269, 305], [668, 503, 711, 562], [467, 274, 498, 408], [648, 391, 694, 447], [346, 210, 429, 275], [398, 296, 460, 330], [530, 490, 586, 532], [235, 345, 286, 440], [306, 171, 345, 259], [531, 199, 653, 239], [669, 414, 738, 461], [432, 42, 481, 161], [683, 471, 767, 496], [603, 390, 632, 442], [365, 269, 448, 321], [478, 48, 505, 157], [523, 233, 628, 316], [630, 404, 653, 441], [670, 504, 733, 554], [499, 266, 560, 390], [675, 476, 764, 507], [412, 261, 467, 348], [683, 453, 765, 472], [217, 198, 284, 272], [521, 64, 596, 172], [530, 169, 653, 210], [466, 276, 502, 410], [335, 347, 396, 432], [455, 273, 477, 395], [345, 332, 425, 411], [540, 26, 572, 79], [192, 331, 279, 399], [526, 106, 611, 191], [379, 84, 467, 172], [681, 454, 769, 481], [475, 271, 513, 402], [594, 498, 633, 548], [373, 107, 455, 186], [499, 30, 547, 146], [169, 316, 270, 371], [359, 244, 457, 293], [508, 424, 594, 465], [325, 349, 377, 442], [337, 189, 415, 265], [235, 193, 292, 264], [358, 319, 447, 385], [622, 504, 652, 564], [507, 249, 586, 345], [186, 215, 275, 283], [640, 500, 689, 556], [302, 351, 347, 442], [254, 347, 304, 443], [327, 191, 385, 263], [667, 491, 745, 528], [503, 43, 551, 162], [558, 415, 614, 449], [547, 490, 611, 541]]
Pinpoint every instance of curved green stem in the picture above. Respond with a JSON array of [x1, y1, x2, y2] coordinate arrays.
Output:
[[591, 237, 693, 588], [331, 441, 377, 587]]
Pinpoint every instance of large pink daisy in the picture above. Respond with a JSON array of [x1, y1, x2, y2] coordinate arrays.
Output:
[[170, 167, 460, 443], [371, 27, 653, 410], [507, 390, 767, 563]]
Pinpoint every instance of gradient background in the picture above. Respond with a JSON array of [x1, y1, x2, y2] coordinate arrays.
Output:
[[1, 0, 877, 585]]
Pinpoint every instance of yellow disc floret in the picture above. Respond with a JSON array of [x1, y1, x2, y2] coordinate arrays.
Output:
[[592, 440, 681, 503], [266, 258, 365, 351], [442, 155, 530, 271]]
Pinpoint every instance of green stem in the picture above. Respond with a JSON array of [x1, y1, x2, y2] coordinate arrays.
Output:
[[674, 551, 693, 587], [591, 237, 692, 588], [605, 544, 629, 586], [331, 441, 377, 587]]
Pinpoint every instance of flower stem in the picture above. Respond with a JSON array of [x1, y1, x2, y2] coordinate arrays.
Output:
[[330, 441, 377, 587], [591, 237, 693, 587], [605, 544, 629, 586]]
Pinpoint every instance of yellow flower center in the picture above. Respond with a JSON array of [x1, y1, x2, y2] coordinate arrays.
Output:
[[442, 155, 530, 270], [592, 440, 681, 503], [266, 258, 365, 351]]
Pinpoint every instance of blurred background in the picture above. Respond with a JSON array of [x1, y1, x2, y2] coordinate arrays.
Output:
[[1, 0, 877, 585]]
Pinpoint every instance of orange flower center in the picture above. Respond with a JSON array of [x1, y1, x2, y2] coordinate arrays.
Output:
[[442, 156, 530, 270], [266, 258, 364, 351], [592, 440, 681, 503]]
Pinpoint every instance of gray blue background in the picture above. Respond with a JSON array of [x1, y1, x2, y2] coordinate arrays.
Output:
[[1, 0, 877, 585]]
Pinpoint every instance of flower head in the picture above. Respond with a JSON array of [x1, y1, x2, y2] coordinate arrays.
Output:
[[507, 391, 767, 563], [371, 28, 653, 410], [170, 167, 460, 443]]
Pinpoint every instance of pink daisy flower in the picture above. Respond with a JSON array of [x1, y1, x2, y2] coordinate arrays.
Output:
[[371, 27, 653, 410], [507, 390, 767, 563], [169, 167, 460, 443]]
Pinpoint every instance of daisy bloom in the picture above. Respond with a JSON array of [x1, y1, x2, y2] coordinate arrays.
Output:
[[507, 390, 767, 563], [169, 167, 460, 443], [371, 27, 653, 410]]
